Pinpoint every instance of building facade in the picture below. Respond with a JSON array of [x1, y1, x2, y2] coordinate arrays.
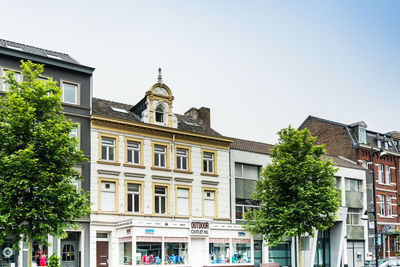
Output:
[[0, 39, 94, 267], [90, 75, 262, 267], [300, 116, 400, 259]]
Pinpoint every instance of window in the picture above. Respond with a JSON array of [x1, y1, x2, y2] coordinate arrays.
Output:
[[119, 241, 132, 265], [127, 183, 141, 213], [154, 186, 167, 214], [378, 195, 385, 216], [394, 140, 398, 149], [164, 242, 188, 264], [235, 163, 259, 220], [359, 128, 366, 144], [385, 165, 391, 185], [345, 179, 361, 192], [387, 196, 393, 217], [203, 190, 215, 217], [70, 124, 80, 149], [385, 142, 389, 149], [232, 242, 251, 263], [209, 242, 230, 264], [101, 181, 116, 212], [377, 140, 382, 148], [136, 242, 162, 265], [62, 82, 78, 104], [176, 188, 189, 216], [71, 167, 82, 191], [101, 137, 116, 161], [155, 106, 164, 123], [176, 148, 188, 170], [154, 145, 167, 168], [2, 69, 21, 91], [127, 141, 140, 164], [378, 164, 384, 183], [346, 208, 361, 225], [361, 160, 368, 169], [203, 152, 215, 173]]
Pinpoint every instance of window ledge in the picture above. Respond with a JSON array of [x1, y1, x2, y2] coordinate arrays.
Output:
[[174, 169, 193, 174], [378, 182, 393, 187], [379, 215, 395, 219], [151, 166, 172, 172], [97, 160, 121, 166], [201, 172, 219, 177], [123, 163, 145, 169]]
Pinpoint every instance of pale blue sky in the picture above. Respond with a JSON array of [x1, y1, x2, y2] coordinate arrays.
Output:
[[2, 0, 399, 143]]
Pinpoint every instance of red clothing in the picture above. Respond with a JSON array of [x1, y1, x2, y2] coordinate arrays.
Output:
[[39, 256, 46, 266]]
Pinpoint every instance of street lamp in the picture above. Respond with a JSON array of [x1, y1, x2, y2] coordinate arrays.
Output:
[[362, 148, 388, 267]]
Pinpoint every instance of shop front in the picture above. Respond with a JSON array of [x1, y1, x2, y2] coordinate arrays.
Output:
[[0, 234, 19, 267], [116, 220, 255, 267], [377, 224, 400, 258]]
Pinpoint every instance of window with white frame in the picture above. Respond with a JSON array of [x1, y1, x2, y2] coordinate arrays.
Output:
[[359, 128, 366, 144], [101, 137, 115, 161], [176, 188, 189, 216], [385, 165, 391, 185], [387, 195, 392, 217], [154, 145, 166, 168], [204, 190, 215, 217], [127, 141, 140, 164], [127, 183, 141, 213], [62, 82, 78, 104], [154, 186, 167, 214], [2, 69, 22, 91], [101, 181, 116, 212], [155, 106, 164, 123], [385, 142, 389, 149], [378, 164, 384, 183], [346, 208, 361, 225], [203, 152, 214, 173], [71, 167, 82, 191], [235, 163, 259, 220], [378, 195, 385, 216], [176, 148, 188, 170], [345, 179, 361, 192], [377, 140, 382, 148]]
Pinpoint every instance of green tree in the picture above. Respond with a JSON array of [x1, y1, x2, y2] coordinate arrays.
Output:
[[244, 126, 340, 266], [0, 61, 90, 267]]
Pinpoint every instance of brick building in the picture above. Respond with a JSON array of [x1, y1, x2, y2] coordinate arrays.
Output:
[[300, 116, 400, 258]]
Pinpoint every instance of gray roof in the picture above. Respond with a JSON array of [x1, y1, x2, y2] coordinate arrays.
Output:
[[93, 98, 223, 137], [323, 155, 366, 170], [231, 138, 274, 155], [0, 39, 80, 65]]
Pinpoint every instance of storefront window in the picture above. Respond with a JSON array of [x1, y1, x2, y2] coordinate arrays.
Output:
[[32, 242, 48, 267], [0, 235, 19, 267], [119, 242, 132, 265], [136, 242, 162, 265], [209, 243, 230, 264], [269, 242, 291, 267], [164, 243, 188, 265], [232, 243, 251, 263]]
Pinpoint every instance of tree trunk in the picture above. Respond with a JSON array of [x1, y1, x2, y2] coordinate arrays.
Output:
[[28, 232, 32, 267], [298, 234, 302, 267]]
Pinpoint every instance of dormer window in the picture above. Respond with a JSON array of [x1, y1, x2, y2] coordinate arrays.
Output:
[[359, 128, 366, 144], [155, 106, 164, 123]]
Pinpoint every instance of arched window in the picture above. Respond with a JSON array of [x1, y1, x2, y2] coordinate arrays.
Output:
[[155, 106, 164, 123]]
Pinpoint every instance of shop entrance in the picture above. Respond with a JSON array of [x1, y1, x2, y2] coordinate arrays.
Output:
[[61, 232, 80, 267], [346, 241, 364, 267], [190, 238, 206, 267], [96, 242, 108, 267]]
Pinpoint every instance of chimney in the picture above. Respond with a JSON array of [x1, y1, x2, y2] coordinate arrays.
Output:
[[184, 107, 211, 127]]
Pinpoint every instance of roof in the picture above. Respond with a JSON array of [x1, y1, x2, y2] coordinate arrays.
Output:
[[324, 155, 366, 170], [231, 138, 274, 155], [0, 39, 79, 65], [92, 98, 223, 137]]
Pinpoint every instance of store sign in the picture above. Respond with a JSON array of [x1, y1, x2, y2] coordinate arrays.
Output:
[[238, 232, 246, 237], [145, 229, 154, 235], [190, 221, 209, 236], [380, 224, 398, 234]]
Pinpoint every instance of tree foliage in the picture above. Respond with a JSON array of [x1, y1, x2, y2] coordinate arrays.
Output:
[[0, 61, 90, 249], [244, 126, 340, 246]]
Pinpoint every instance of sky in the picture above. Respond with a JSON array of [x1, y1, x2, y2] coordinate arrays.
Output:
[[1, 0, 399, 144]]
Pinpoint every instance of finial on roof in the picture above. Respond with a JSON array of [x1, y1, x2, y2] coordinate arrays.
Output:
[[158, 67, 163, 84]]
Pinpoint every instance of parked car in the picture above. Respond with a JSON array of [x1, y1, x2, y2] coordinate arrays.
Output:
[[364, 259, 389, 267], [379, 260, 400, 267]]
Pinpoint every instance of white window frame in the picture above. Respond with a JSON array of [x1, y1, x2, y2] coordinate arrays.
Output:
[[176, 148, 188, 170], [387, 195, 392, 217], [377, 140, 382, 148], [176, 188, 189, 216], [127, 183, 141, 213], [69, 123, 80, 149], [154, 186, 167, 215], [378, 164, 384, 184], [204, 190, 215, 217], [61, 80, 80, 105], [358, 128, 366, 144], [203, 152, 214, 173], [71, 166, 82, 191], [379, 195, 385, 216], [101, 137, 116, 161], [127, 141, 140, 165], [154, 145, 166, 168], [1, 68, 22, 91], [385, 165, 391, 185], [101, 181, 116, 212]]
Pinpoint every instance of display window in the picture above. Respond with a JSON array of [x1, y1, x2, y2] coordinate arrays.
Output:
[[119, 241, 132, 265], [164, 242, 187, 265], [136, 242, 162, 265], [32, 242, 48, 267], [0, 236, 19, 267], [232, 239, 251, 263], [209, 239, 230, 264]]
